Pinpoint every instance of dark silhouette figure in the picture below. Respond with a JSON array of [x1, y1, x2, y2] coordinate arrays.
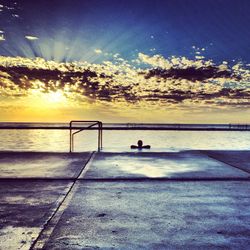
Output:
[[131, 140, 151, 149]]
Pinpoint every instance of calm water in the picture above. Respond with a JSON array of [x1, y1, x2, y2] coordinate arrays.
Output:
[[0, 126, 250, 152]]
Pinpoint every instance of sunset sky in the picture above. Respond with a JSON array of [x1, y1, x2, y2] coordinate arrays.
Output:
[[0, 0, 250, 123]]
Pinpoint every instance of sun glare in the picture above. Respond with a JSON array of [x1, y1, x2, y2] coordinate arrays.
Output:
[[29, 89, 68, 108], [47, 91, 65, 103]]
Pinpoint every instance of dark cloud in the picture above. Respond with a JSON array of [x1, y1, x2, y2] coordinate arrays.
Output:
[[144, 66, 239, 82], [0, 65, 97, 87]]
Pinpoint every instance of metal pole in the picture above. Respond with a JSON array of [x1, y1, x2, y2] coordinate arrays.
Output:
[[98, 122, 100, 151], [69, 122, 72, 153], [100, 122, 103, 149]]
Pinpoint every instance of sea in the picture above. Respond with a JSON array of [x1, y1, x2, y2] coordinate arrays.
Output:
[[0, 123, 250, 152]]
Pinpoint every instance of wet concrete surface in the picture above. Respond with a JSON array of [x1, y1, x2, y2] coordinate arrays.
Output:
[[0, 151, 250, 250], [0, 152, 92, 178], [44, 181, 250, 250], [81, 152, 250, 180], [0, 180, 72, 250]]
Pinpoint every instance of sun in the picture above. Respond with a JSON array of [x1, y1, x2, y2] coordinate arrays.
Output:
[[46, 91, 65, 103], [29, 89, 68, 108]]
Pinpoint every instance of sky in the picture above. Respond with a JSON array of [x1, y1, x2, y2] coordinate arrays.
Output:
[[0, 0, 250, 123]]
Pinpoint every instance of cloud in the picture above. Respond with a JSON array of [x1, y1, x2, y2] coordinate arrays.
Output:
[[94, 49, 102, 54], [25, 35, 39, 40], [195, 55, 204, 60], [138, 53, 172, 69], [0, 34, 5, 41], [144, 65, 236, 82], [0, 55, 249, 109]]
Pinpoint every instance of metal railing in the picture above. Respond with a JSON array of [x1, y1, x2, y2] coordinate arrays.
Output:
[[1, 123, 250, 131], [99, 123, 250, 131], [69, 120, 103, 152], [229, 124, 250, 130]]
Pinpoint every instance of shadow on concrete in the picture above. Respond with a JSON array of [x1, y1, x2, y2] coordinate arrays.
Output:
[[201, 150, 250, 174]]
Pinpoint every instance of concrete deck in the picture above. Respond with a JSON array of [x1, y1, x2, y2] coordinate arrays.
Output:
[[44, 181, 250, 250], [81, 152, 249, 180], [0, 150, 249, 249], [0, 152, 92, 178]]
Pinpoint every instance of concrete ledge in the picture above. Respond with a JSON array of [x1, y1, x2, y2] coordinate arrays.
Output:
[[0, 152, 93, 178]]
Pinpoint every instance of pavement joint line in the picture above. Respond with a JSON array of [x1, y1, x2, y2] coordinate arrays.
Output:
[[75, 152, 96, 179], [30, 151, 95, 250], [78, 151, 98, 178], [199, 150, 250, 175], [78, 177, 250, 182], [0, 178, 80, 181]]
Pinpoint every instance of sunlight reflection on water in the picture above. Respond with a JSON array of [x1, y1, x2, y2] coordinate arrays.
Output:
[[0, 130, 250, 152]]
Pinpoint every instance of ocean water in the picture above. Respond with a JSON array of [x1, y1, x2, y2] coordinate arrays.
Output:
[[0, 124, 250, 152]]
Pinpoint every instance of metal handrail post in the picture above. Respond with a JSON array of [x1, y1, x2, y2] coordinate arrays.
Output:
[[98, 122, 101, 151], [69, 122, 72, 153], [100, 122, 103, 149]]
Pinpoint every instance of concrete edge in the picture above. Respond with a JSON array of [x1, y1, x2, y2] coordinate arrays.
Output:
[[78, 177, 250, 182]]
